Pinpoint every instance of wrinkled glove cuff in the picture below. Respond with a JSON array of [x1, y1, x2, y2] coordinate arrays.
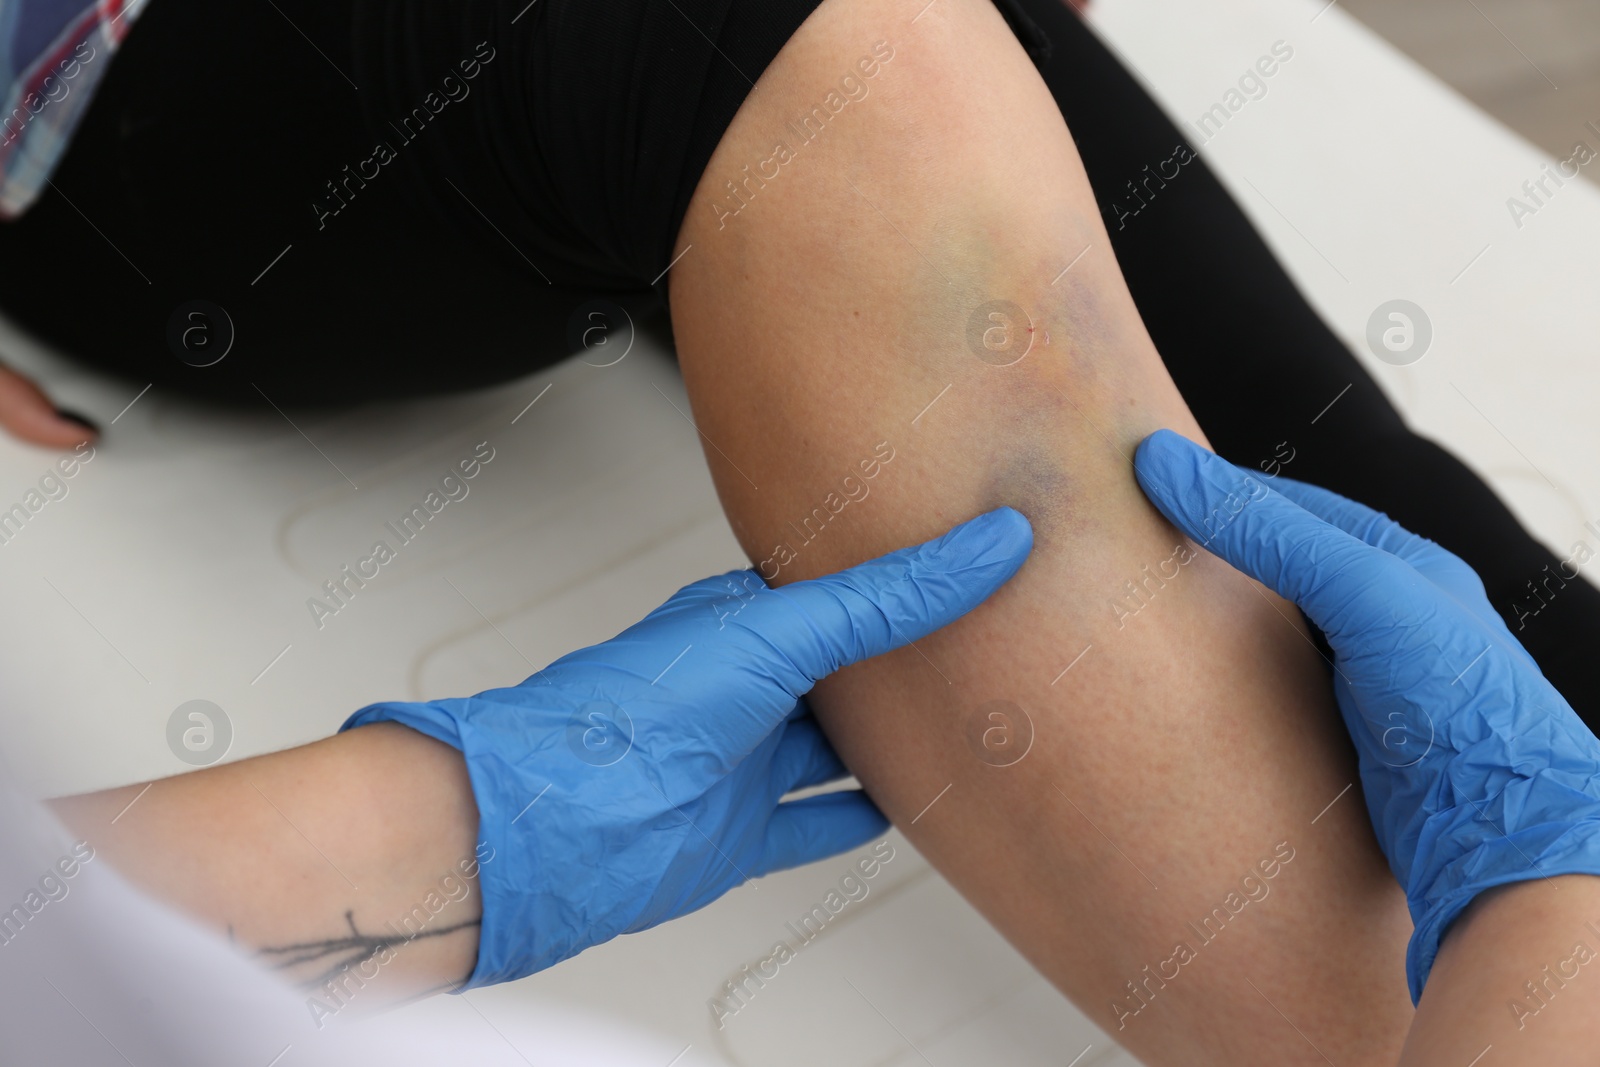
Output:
[[341, 699, 550, 991], [1407, 814, 1600, 1003]]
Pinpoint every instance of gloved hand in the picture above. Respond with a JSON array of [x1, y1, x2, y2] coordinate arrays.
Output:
[[1133, 429, 1600, 1003], [343, 507, 1033, 987]]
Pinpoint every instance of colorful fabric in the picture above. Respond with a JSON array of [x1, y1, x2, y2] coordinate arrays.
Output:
[[0, 0, 147, 218]]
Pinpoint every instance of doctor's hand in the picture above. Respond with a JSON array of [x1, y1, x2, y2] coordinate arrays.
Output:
[[1133, 429, 1600, 1003], [344, 507, 1033, 988]]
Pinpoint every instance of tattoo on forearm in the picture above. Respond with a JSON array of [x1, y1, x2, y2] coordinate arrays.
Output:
[[253, 909, 480, 990]]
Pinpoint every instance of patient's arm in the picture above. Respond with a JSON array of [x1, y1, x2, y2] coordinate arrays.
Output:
[[669, 0, 1413, 1061]]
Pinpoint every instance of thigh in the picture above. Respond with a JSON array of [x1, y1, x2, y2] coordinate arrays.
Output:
[[667, 0, 1413, 1062], [0, 0, 652, 405]]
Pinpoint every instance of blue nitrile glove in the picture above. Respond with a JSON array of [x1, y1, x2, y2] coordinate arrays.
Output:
[[342, 507, 1033, 988], [1132, 429, 1600, 1002]]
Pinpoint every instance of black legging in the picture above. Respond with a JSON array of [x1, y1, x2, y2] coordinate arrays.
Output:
[[3, 0, 1597, 728]]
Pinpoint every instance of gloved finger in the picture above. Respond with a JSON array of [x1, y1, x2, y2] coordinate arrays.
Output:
[[736, 507, 1033, 696], [1271, 475, 1491, 597], [771, 717, 850, 793], [1268, 477, 1427, 558], [1271, 476, 1526, 650], [755, 790, 889, 877], [1133, 430, 1420, 642]]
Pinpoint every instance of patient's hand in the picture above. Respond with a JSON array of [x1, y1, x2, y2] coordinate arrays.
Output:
[[0, 362, 97, 447]]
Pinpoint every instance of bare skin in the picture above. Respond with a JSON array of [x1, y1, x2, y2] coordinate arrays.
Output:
[[49, 723, 482, 1012], [0, 362, 97, 447], [666, 0, 1414, 1061]]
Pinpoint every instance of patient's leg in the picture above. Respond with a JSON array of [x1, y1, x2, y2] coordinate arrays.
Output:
[[669, 0, 1413, 1062]]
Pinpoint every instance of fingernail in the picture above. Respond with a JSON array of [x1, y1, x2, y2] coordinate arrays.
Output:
[[55, 409, 99, 434]]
